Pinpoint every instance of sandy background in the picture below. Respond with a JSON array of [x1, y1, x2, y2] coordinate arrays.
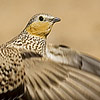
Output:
[[0, 0, 100, 58]]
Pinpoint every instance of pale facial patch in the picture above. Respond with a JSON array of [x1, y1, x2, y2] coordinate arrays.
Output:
[[26, 21, 53, 38]]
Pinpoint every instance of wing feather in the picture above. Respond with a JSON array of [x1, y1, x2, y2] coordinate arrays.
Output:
[[23, 57, 100, 100], [46, 44, 100, 76]]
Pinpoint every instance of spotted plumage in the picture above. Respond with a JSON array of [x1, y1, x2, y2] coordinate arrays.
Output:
[[0, 13, 61, 99], [7, 32, 46, 55], [0, 46, 25, 99], [0, 13, 100, 100]]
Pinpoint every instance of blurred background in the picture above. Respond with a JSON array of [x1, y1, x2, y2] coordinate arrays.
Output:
[[0, 0, 100, 58]]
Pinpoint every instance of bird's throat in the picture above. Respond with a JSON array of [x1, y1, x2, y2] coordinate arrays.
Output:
[[26, 22, 52, 38]]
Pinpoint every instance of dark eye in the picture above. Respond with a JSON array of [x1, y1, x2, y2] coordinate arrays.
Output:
[[39, 16, 44, 21]]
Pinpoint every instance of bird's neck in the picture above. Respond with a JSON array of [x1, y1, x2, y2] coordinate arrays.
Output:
[[6, 30, 46, 56]]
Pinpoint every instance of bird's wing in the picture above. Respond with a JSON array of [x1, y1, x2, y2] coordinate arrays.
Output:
[[46, 44, 100, 76], [22, 55, 100, 100]]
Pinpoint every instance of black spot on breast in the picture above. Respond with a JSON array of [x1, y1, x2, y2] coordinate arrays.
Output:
[[9, 68, 12, 72], [3, 63, 5, 65], [1, 88, 4, 92], [14, 63, 17, 66], [21, 75, 24, 79], [14, 70, 17, 74], [5, 86, 9, 90], [18, 78, 20, 82], [14, 80, 17, 84]]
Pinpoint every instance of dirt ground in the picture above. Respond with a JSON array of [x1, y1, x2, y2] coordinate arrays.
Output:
[[0, 0, 100, 58]]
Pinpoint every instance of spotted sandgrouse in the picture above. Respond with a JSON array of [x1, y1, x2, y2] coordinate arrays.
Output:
[[0, 13, 100, 100]]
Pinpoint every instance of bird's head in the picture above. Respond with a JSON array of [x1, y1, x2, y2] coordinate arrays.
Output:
[[25, 13, 61, 38]]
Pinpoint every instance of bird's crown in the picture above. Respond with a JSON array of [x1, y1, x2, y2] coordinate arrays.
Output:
[[25, 13, 61, 38], [6, 13, 61, 56]]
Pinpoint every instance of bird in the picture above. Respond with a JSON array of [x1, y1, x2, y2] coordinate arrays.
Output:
[[46, 44, 100, 76], [0, 13, 100, 100]]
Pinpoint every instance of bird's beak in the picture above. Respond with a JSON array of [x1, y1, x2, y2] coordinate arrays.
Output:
[[53, 17, 61, 23]]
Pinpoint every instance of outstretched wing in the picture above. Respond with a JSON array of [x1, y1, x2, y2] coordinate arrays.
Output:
[[22, 56, 100, 100], [46, 44, 100, 76]]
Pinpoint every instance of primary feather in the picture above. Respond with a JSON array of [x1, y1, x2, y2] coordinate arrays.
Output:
[[0, 13, 100, 100], [46, 44, 100, 76]]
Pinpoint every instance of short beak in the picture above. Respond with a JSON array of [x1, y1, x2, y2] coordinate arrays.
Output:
[[53, 17, 61, 23]]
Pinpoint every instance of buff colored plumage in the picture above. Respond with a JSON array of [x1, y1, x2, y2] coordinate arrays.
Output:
[[0, 13, 100, 100]]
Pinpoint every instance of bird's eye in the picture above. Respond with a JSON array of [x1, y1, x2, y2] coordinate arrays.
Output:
[[39, 16, 44, 21]]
